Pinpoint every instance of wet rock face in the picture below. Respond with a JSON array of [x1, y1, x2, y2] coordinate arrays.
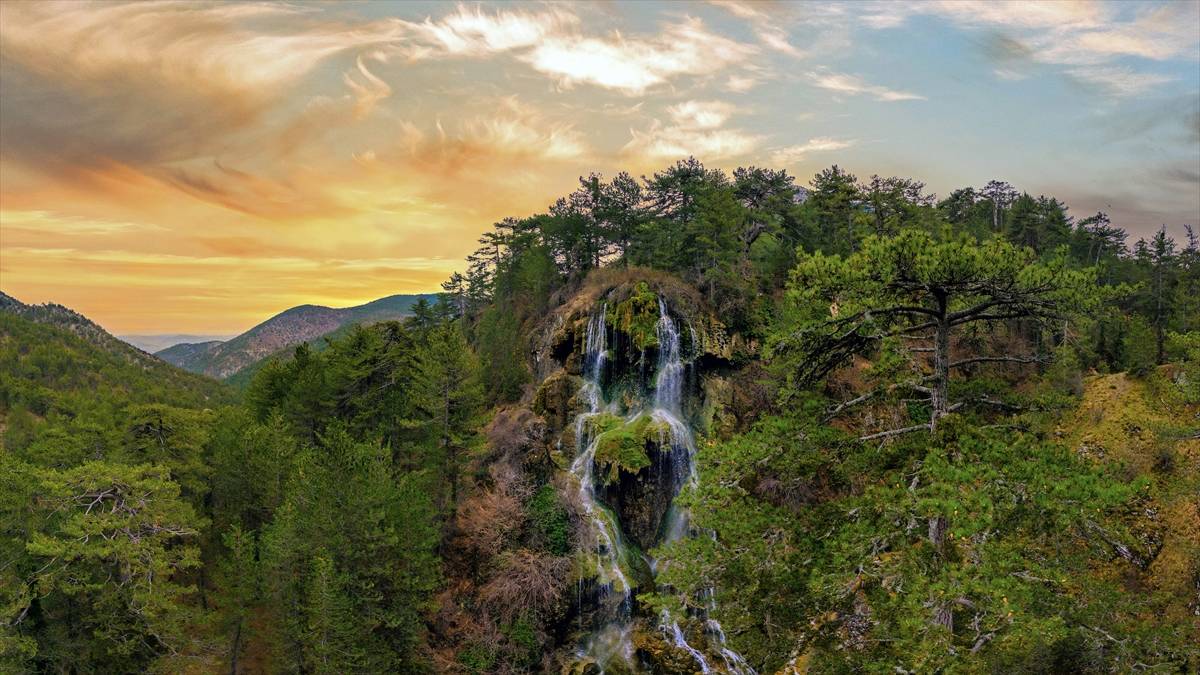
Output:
[[597, 440, 680, 551], [633, 629, 706, 674], [533, 274, 757, 671]]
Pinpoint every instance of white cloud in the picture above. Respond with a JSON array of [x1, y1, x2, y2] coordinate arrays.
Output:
[[807, 70, 925, 101], [460, 98, 588, 160], [667, 101, 738, 130], [709, 0, 805, 57], [524, 17, 756, 94], [624, 124, 763, 161], [343, 54, 392, 119], [398, 7, 755, 94], [769, 137, 855, 165], [1067, 66, 1175, 98], [624, 102, 762, 160], [406, 4, 577, 55]]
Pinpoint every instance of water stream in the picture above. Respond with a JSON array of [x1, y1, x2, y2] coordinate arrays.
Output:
[[569, 297, 754, 674]]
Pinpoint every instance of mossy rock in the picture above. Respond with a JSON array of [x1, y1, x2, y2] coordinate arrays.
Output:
[[607, 281, 661, 351], [593, 414, 670, 484], [699, 374, 737, 438], [632, 628, 707, 674], [534, 369, 584, 432]]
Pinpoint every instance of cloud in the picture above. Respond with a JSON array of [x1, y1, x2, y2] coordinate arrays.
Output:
[[0, 1, 405, 95], [0, 210, 165, 236], [458, 98, 589, 160], [807, 70, 925, 101], [0, 1, 411, 217], [724, 74, 762, 92], [769, 137, 855, 165], [667, 101, 739, 130], [399, 6, 756, 94], [862, 0, 1199, 97], [709, 0, 805, 57], [404, 4, 577, 56], [523, 17, 756, 94], [623, 103, 762, 160], [344, 54, 393, 119], [1067, 66, 1175, 98]]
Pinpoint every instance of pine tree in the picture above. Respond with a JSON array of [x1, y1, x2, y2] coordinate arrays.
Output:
[[774, 230, 1106, 436]]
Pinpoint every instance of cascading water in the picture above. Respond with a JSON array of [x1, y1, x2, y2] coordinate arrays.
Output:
[[571, 306, 636, 666], [568, 296, 754, 674], [648, 299, 754, 675]]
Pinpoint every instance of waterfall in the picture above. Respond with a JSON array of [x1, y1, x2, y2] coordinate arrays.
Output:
[[570, 305, 635, 667], [568, 297, 754, 674], [649, 298, 755, 675]]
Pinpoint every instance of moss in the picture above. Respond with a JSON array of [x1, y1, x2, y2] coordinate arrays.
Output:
[[529, 484, 571, 555], [532, 369, 582, 430], [584, 412, 624, 438], [608, 281, 661, 351], [592, 414, 670, 484]]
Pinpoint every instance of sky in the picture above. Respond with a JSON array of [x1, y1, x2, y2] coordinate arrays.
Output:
[[0, 0, 1198, 334]]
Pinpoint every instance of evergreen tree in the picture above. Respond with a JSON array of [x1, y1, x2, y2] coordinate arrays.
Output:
[[806, 165, 862, 254], [774, 230, 1105, 435]]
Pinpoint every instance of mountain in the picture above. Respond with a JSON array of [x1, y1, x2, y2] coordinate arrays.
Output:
[[155, 340, 225, 372], [155, 293, 436, 379], [119, 333, 235, 353], [0, 291, 230, 411]]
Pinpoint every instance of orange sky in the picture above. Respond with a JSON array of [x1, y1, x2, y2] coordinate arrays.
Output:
[[1, 1, 1197, 333]]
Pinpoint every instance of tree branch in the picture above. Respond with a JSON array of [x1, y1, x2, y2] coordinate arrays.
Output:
[[948, 355, 1045, 369], [858, 423, 931, 442]]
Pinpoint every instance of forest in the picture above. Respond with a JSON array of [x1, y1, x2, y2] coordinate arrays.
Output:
[[2, 158, 1198, 674]]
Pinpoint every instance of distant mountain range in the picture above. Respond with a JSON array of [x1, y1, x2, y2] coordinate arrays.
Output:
[[119, 334, 236, 353], [153, 294, 436, 379]]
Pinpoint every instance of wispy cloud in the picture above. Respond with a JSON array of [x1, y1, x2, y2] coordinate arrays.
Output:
[[861, 0, 1199, 97], [770, 137, 855, 166], [0, 210, 165, 235], [709, 0, 805, 57], [458, 98, 589, 160], [1067, 66, 1175, 98], [398, 6, 755, 94], [624, 103, 762, 160], [807, 70, 925, 102], [667, 101, 739, 130], [403, 4, 577, 56], [523, 17, 755, 94]]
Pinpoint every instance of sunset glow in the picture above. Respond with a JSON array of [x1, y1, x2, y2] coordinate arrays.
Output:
[[2, 0, 1197, 333]]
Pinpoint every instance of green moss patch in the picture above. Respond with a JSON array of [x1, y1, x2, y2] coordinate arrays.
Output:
[[607, 281, 661, 351], [592, 413, 670, 483]]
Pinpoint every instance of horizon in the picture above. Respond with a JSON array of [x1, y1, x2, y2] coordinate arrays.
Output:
[[2, 0, 1198, 333]]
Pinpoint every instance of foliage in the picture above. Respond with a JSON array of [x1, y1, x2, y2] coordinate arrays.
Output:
[[4, 158, 1199, 673]]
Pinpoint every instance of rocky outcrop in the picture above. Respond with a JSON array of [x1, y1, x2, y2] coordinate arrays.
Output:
[[530, 270, 756, 672]]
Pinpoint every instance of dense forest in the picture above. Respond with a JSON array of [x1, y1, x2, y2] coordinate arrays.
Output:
[[2, 159, 1198, 673]]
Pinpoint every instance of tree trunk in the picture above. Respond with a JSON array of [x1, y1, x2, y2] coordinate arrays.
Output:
[[1155, 262, 1165, 364], [931, 291, 950, 428], [230, 620, 242, 675]]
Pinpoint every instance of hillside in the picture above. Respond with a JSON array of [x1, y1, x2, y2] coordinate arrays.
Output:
[[156, 293, 436, 378], [0, 292, 232, 441], [0, 291, 228, 408]]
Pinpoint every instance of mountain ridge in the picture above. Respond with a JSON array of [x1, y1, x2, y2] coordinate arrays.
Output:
[[155, 293, 437, 378]]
